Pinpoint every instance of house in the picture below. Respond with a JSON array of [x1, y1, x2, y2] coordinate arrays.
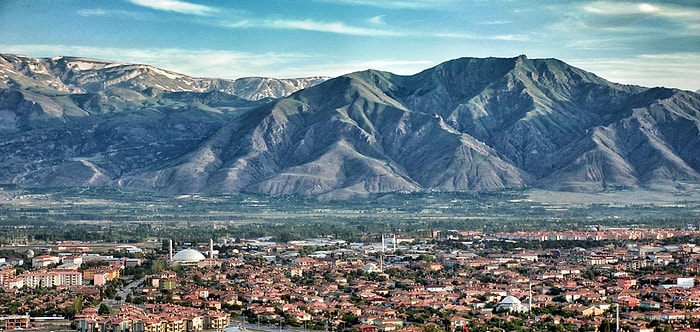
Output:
[[566, 304, 604, 317], [206, 311, 230, 329], [426, 263, 443, 271], [463, 297, 485, 309], [294, 257, 317, 268], [615, 295, 640, 308], [358, 324, 379, 332], [195, 288, 209, 299], [377, 318, 404, 328], [661, 310, 686, 322], [640, 300, 661, 309], [617, 278, 637, 289], [447, 315, 468, 332], [396, 325, 424, 332], [629, 326, 654, 332]]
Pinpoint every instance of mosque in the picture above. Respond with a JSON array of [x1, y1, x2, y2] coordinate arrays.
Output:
[[168, 239, 221, 268], [172, 248, 206, 263], [497, 295, 529, 313]]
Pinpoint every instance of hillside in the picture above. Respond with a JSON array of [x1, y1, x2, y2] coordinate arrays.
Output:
[[1, 53, 699, 198]]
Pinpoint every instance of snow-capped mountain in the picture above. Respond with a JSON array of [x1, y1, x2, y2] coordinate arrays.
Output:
[[0, 54, 326, 99]]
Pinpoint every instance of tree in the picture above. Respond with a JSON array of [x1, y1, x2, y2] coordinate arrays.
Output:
[[423, 323, 445, 332], [582, 269, 595, 280], [599, 319, 611, 332], [98, 303, 110, 316], [341, 312, 359, 325], [64, 295, 84, 319], [654, 326, 672, 332]]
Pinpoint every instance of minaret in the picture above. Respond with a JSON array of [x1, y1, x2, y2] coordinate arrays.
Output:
[[209, 238, 214, 259], [381, 234, 385, 253], [380, 234, 385, 272], [380, 253, 384, 273], [169, 239, 173, 261]]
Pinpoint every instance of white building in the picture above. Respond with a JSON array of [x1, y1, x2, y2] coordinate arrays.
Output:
[[363, 262, 382, 274], [31, 255, 60, 268], [18, 270, 82, 288], [497, 295, 528, 313]]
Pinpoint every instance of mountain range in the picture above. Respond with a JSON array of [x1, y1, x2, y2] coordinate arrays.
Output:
[[1, 53, 699, 199]]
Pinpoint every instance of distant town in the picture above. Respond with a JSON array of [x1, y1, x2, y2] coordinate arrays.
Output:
[[2, 226, 700, 332]]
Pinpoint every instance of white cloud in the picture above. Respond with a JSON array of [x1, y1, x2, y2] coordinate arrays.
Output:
[[127, 0, 218, 16], [432, 31, 529, 41], [271, 19, 401, 36], [490, 34, 530, 42], [226, 20, 252, 28], [368, 15, 387, 25], [312, 0, 456, 9], [76, 8, 147, 20], [564, 37, 635, 51], [77, 9, 109, 17], [568, 53, 700, 91], [225, 18, 402, 36], [478, 20, 511, 25], [582, 1, 700, 24], [287, 59, 435, 78]]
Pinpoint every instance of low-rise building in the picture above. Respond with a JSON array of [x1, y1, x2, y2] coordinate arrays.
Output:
[[32, 255, 60, 268], [0, 315, 31, 330]]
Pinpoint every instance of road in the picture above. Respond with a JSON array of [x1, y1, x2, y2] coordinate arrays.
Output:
[[118, 275, 146, 301], [104, 275, 147, 308]]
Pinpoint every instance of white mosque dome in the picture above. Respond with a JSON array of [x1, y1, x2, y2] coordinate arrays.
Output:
[[500, 295, 521, 305], [497, 295, 527, 312], [363, 262, 382, 273], [172, 249, 206, 263]]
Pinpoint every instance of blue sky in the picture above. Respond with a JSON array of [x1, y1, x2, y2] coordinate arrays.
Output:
[[1, 0, 699, 91]]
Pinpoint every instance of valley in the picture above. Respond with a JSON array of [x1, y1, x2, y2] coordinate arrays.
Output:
[[0, 187, 699, 245]]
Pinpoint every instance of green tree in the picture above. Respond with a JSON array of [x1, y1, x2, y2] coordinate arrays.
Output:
[[654, 326, 673, 332], [64, 295, 84, 319], [599, 319, 611, 332], [98, 303, 110, 316], [341, 312, 359, 325], [423, 323, 445, 332]]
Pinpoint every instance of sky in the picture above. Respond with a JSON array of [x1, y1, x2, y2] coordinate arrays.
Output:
[[1, 0, 699, 91]]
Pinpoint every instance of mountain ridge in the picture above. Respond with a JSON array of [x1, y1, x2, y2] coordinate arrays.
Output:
[[0, 54, 328, 100], [1, 53, 699, 198]]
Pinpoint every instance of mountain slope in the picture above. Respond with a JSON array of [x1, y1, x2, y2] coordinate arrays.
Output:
[[1, 53, 699, 197], [0, 54, 327, 189], [121, 70, 533, 197], [0, 54, 326, 100]]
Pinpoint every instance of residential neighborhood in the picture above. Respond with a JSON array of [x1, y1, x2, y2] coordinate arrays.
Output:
[[2, 228, 700, 331]]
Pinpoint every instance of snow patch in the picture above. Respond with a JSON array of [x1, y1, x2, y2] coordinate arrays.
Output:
[[72, 61, 101, 71], [149, 67, 181, 80]]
